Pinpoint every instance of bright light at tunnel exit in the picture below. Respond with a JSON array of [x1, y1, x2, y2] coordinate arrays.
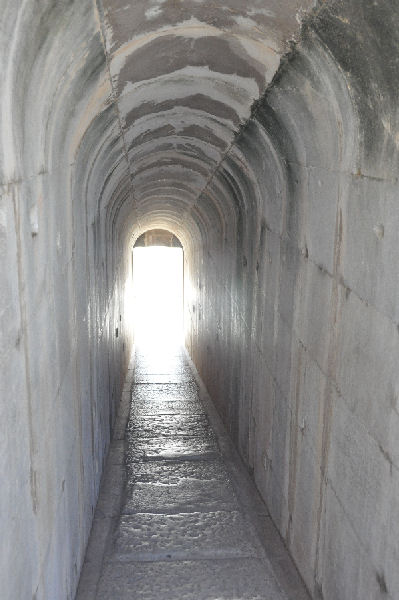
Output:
[[132, 246, 184, 349]]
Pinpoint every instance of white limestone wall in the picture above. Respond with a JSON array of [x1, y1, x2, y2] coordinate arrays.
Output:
[[187, 5, 399, 599], [0, 2, 133, 598]]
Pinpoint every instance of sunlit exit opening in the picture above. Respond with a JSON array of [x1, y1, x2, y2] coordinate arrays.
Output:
[[132, 238, 184, 350]]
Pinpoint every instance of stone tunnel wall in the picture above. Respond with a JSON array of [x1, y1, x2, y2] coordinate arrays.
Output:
[[0, 3, 134, 598], [186, 3, 399, 599]]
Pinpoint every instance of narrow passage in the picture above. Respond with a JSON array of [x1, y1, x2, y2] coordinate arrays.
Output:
[[77, 342, 309, 599]]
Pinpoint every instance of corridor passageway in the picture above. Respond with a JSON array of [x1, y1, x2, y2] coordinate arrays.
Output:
[[76, 340, 309, 599], [1, 1, 399, 598]]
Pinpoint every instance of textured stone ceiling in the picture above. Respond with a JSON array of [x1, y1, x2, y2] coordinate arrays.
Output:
[[95, 0, 315, 239]]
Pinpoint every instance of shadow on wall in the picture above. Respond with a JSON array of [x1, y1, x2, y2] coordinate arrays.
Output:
[[185, 4, 399, 600]]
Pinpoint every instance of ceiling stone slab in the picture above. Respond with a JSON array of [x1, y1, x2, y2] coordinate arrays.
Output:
[[95, 0, 315, 236]]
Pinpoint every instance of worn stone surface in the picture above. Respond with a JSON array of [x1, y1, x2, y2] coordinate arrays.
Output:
[[77, 343, 309, 599], [114, 510, 262, 561], [123, 479, 239, 514], [96, 559, 287, 600]]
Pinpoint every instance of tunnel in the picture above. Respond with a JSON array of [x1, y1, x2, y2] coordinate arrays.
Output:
[[1, 1, 399, 599]]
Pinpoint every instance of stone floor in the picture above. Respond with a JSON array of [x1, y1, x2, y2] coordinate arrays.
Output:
[[76, 342, 310, 600]]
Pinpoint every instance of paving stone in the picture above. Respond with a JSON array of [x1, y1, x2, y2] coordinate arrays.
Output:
[[122, 478, 239, 514], [126, 459, 231, 485], [130, 383, 202, 416], [133, 363, 188, 375], [130, 400, 203, 416], [135, 349, 186, 363], [127, 436, 219, 462], [134, 362, 192, 377], [97, 558, 284, 600], [134, 372, 194, 384], [112, 511, 263, 561], [127, 413, 212, 438], [77, 346, 309, 600], [131, 382, 199, 404]]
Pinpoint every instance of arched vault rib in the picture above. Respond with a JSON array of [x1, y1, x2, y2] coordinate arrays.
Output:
[[94, 0, 316, 246]]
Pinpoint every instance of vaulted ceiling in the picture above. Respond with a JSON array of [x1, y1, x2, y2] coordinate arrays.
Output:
[[95, 0, 314, 242]]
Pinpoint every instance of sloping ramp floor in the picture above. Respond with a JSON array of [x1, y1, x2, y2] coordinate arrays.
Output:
[[76, 343, 310, 600]]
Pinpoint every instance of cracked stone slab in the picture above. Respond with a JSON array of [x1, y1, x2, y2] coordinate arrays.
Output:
[[122, 478, 239, 514], [134, 372, 195, 383], [134, 358, 190, 370], [127, 413, 212, 438], [134, 362, 193, 376], [131, 382, 200, 403], [97, 558, 284, 600], [112, 511, 263, 561], [130, 401, 204, 416], [126, 436, 219, 462], [126, 458, 231, 485]]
